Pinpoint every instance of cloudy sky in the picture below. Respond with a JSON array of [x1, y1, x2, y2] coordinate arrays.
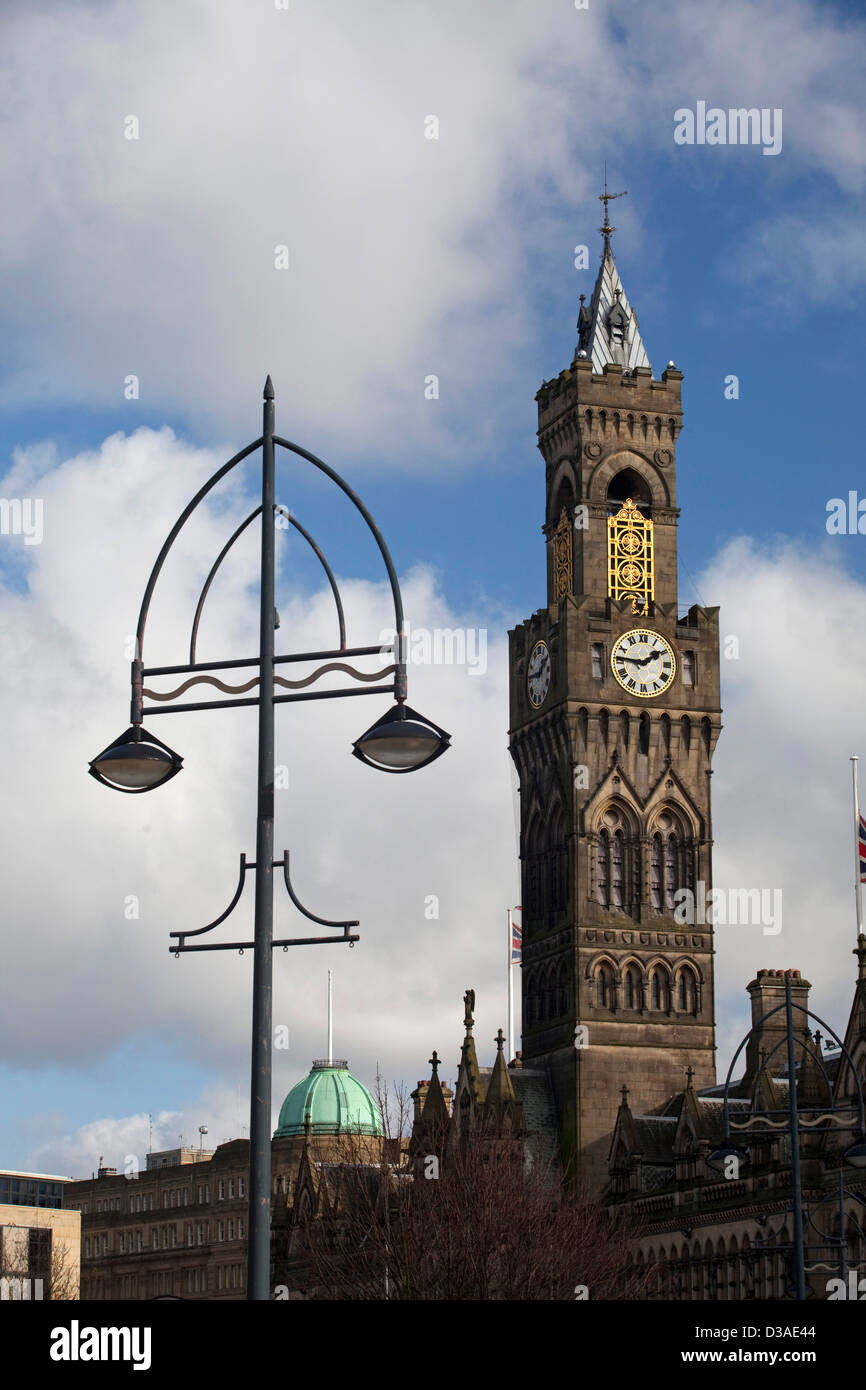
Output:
[[1, 0, 865, 1177]]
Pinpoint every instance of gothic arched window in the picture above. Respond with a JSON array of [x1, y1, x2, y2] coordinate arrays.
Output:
[[596, 806, 638, 915], [678, 965, 698, 1015], [624, 963, 641, 1010], [638, 712, 650, 757], [597, 830, 610, 908], [611, 830, 625, 908], [650, 966, 671, 1012], [651, 834, 662, 910], [665, 835, 677, 910], [596, 963, 614, 1009]]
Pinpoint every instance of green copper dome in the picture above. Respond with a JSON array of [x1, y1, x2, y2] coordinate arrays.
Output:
[[274, 1060, 384, 1138]]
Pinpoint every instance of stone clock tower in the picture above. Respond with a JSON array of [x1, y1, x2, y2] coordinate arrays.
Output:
[[508, 205, 721, 1189]]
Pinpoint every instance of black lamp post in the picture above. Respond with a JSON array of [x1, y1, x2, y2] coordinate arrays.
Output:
[[708, 970, 866, 1301], [89, 379, 449, 1300]]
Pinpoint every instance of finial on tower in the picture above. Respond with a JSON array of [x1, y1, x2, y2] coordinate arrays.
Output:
[[263, 375, 275, 400], [598, 163, 627, 257], [429, 1049, 440, 1076], [494, 1028, 505, 1054]]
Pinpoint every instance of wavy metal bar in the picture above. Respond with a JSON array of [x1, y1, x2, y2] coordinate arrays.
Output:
[[273, 661, 396, 691], [143, 673, 262, 701], [282, 851, 358, 929], [170, 855, 250, 941]]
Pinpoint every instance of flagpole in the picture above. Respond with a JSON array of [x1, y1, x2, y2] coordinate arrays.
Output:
[[853, 757, 864, 938], [507, 908, 514, 1061], [327, 969, 333, 1064]]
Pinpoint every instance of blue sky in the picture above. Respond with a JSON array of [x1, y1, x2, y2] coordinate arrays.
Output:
[[1, 0, 866, 1174]]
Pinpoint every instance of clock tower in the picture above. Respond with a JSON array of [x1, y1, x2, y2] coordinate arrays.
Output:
[[508, 204, 721, 1189]]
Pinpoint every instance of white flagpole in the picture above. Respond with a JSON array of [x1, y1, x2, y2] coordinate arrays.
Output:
[[853, 757, 864, 939], [507, 908, 514, 1062], [327, 969, 333, 1063]]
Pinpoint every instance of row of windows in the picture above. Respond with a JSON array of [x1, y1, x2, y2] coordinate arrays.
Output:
[[594, 962, 699, 1015], [576, 707, 712, 756], [597, 828, 685, 910], [0, 1178, 66, 1209], [77, 1175, 246, 1218], [216, 1264, 245, 1291], [524, 963, 569, 1028], [84, 1221, 219, 1258]]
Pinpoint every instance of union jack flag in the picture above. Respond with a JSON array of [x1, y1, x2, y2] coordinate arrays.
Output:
[[860, 814, 866, 883], [511, 907, 522, 963]]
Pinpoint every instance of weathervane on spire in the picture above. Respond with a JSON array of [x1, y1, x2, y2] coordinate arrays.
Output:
[[598, 163, 627, 256]]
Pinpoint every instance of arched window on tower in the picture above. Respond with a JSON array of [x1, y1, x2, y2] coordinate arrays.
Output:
[[624, 963, 642, 1011], [639, 712, 650, 757], [611, 830, 625, 908], [651, 834, 663, 910], [650, 966, 671, 1012], [597, 830, 610, 908], [596, 806, 638, 915], [665, 835, 677, 911], [596, 963, 615, 1010], [650, 811, 684, 914], [677, 965, 698, 1016], [607, 468, 652, 517]]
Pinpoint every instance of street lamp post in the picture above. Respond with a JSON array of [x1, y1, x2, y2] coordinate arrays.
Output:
[[708, 970, 866, 1301], [89, 380, 449, 1299]]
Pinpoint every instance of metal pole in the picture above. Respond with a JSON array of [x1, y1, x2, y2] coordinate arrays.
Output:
[[248, 377, 276, 1300], [328, 969, 333, 1064], [852, 757, 863, 938], [507, 909, 513, 1059], [838, 1167, 848, 1286], [785, 972, 807, 1301]]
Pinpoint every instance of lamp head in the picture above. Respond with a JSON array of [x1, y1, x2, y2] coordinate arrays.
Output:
[[352, 702, 450, 774], [89, 725, 183, 793]]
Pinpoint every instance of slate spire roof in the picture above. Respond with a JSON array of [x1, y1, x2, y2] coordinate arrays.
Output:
[[576, 244, 651, 375]]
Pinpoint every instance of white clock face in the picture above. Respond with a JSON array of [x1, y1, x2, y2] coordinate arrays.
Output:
[[611, 628, 676, 698], [527, 640, 551, 709]]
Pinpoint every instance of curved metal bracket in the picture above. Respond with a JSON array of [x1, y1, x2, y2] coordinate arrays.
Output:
[[136, 437, 263, 663], [169, 850, 359, 954], [720, 997, 866, 1143], [188, 504, 348, 665], [281, 851, 358, 929], [273, 434, 404, 684]]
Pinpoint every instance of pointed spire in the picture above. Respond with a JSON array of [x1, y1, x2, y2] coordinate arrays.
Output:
[[460, 988, 484, 1104], [575, 187, 651, 374], [263, 375, 274, 400]]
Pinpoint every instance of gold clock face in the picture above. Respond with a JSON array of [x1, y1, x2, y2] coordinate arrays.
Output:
[[611, 628, 676, 698], [527, 640, 551, 709]]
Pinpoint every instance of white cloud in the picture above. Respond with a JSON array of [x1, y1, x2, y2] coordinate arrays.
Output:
[[2, 0, 865, 457], [702, 535, 866, 1064]]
